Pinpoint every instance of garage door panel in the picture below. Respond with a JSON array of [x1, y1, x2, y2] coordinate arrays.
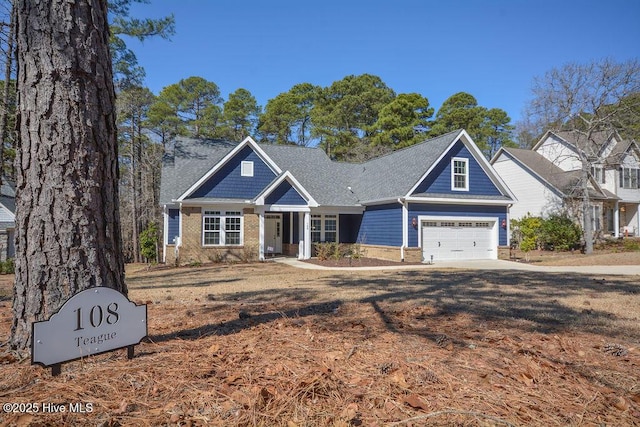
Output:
[[421, 220, 495, 261]]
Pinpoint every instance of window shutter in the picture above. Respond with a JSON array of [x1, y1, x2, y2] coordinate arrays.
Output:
[[620, 168, 623, 187]]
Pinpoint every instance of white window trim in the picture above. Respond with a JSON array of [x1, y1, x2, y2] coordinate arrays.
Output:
[[620, 166, 640, 189], [202, 210, 244, 246], [241, 160, 254, 177], [310, 214, 339, 243], [451, 157, 469, 191], [590, 164, 605, 184]]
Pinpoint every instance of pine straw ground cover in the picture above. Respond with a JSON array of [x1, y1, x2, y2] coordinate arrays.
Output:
[[0, 262, 639, 426]]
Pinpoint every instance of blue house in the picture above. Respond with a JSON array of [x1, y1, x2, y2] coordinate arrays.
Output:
[[160, 129, 515, 264]]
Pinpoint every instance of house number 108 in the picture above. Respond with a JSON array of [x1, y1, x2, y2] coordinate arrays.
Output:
[[73, 303, 119, 331]]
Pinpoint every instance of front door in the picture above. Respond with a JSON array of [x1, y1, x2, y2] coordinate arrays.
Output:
[[264, 214, 282, 255]]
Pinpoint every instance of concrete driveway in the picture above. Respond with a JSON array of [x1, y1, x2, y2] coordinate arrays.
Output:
[[275, 258, 640, 276]]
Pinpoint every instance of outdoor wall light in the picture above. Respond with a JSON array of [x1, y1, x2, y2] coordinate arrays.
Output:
[[411, 217, 418, 229]]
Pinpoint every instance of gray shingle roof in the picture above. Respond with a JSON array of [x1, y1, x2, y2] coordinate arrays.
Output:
[[502, 147, 614, 200], [160, 138, 237, 205], [259, 144, 360, 206], [161, 130, 502, 207], [349, 131, 461, 202]]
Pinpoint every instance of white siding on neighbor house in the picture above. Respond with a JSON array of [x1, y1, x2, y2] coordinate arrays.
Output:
[[0, 204, 14, 223], [493, 154, 563, 220], [536, 136, 582, 172], [600, 168, 617, 195], [618, 152, 640, 202]]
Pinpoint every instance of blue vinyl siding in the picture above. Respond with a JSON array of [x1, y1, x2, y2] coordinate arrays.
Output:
[[407, 203, 508, 246], [339, 214, 362, 243], [357, 204, 402, 246], [167, 208, 180, 244], [189, 146, 276, 199], [282, 212, 291, 243], [265, 181, 307, 205], [292, 212, 299, 243], [412, 141, 501, 196]]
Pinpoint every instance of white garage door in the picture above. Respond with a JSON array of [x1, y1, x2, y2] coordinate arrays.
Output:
[[422, 220, 496, 261]]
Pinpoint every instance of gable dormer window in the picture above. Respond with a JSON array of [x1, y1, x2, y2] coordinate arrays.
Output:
[[241, 161, 254, 177], [451, 157, 469, 191]]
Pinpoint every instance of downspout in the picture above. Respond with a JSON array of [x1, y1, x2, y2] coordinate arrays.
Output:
[[398, 198, 408, 262]]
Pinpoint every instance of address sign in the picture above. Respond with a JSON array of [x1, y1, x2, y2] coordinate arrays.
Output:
[[31, 287, 147, 375]]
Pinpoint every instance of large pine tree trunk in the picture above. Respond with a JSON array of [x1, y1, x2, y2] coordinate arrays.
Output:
[[11, 0, 126, 352]]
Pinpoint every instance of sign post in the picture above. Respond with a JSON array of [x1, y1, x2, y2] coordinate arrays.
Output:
[[31, 287, 147, 376]]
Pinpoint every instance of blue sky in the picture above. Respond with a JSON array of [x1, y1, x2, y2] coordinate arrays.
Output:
[[126, 0, 640, 124]]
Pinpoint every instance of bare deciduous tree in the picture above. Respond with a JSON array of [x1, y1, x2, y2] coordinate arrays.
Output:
[[526, 58, 640, 254]]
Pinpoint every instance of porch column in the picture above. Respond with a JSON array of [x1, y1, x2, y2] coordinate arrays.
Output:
[[400, 199, 408, 261], [298, 213, 304, 259], [259, 212, 265, 261], [303, 212, 311, 259], [614, 201, 620, 238]]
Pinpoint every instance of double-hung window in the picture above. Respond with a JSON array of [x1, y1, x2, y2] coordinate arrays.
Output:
[[590, 165, 605, 184], [451, 158, 469, 191], [203, 210, 243, 246], [620, 167, 640, 189], [310, 214, 338, 243]]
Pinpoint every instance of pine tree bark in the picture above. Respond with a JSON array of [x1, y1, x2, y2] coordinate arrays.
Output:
[[11, 0, 126, 352]]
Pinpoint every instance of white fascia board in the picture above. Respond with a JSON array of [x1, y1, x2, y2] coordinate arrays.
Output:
[[531, 130, 555, 152], [176, 136, 282, 201], [534, 130, 582, 157], [254, 170, 318, 208]]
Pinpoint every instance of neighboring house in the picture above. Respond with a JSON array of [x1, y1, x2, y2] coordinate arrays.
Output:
[[0, 179, 15, 262], [160, 129, 515, 264], [491, 130, 640, 237]]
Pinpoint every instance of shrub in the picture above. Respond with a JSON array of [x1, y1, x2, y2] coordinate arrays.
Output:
[[139, 222, 159, 263], [512, 213, 584, 254], [315, 242, 341, 260], [241, 245, 258, 262], [207, 249, 224, 263], [0, 258, 14, 274], [347, 243, 365, 260], [539, 214, 582, 251], [315, 242, 364, 261], [511, 214, 543, 252]]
